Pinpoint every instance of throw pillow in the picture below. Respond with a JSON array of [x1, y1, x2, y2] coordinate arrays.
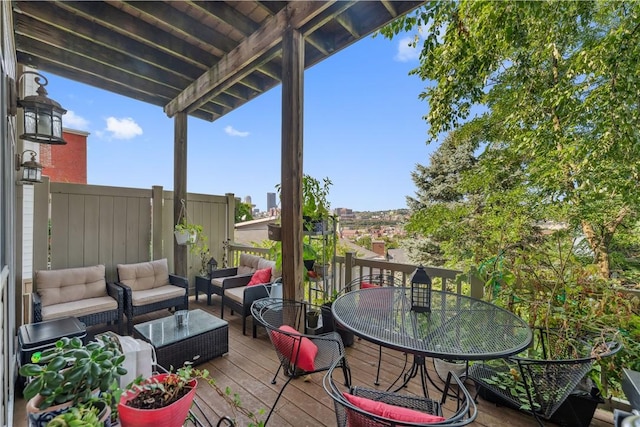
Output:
[[342, 392, 446, 424], [270, 325, 318, 372], [360, 281, 380, 289], [247, 267, 272, 286]]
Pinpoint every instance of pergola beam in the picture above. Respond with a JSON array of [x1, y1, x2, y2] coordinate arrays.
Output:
[[164, 1, 334, 117]]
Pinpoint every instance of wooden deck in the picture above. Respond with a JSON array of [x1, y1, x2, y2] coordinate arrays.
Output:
[[14, 296, 616, 426]]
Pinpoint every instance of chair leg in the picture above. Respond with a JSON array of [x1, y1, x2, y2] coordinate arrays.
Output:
[[242, 316, 246, 336], [265, 376, 293, 426], [342, 360, 352, 388], [375, 346, 382, 385], [271, 364, 283, 385]]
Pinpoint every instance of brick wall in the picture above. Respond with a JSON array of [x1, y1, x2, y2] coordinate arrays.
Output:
[[41, 128, 88, 183]]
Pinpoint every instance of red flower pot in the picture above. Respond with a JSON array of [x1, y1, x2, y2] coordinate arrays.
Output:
[[118, 373, 197, 427]]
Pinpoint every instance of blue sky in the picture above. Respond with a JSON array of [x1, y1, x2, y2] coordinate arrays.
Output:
[[45, 32, 437, 212]]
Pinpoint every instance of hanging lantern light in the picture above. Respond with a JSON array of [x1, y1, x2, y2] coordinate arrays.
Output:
[[15, 150, 43, 184], [17, 71, 67, 145], [410, 265, 432, 313]]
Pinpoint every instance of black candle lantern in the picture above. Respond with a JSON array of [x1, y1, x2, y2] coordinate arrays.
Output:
[[411, 266, 432, 313], [207, 257, 218, 278]]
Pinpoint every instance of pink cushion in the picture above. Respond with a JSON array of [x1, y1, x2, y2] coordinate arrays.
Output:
[[247, 267, 272, 286], [270, 325, 318, 372], [342, 392, 446, 424], [360, 281, 380, 289]]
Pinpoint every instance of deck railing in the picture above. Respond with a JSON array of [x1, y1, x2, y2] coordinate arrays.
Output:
[[228, 243, 484, 299]]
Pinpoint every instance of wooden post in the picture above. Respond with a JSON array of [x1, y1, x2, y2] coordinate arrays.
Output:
[[280, 26, 304, 301], [173, 112, 188, 277], [151, 185, 163, 261]]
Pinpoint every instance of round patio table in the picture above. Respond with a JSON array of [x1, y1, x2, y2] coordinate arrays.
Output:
[[331, 287, 532, 396]]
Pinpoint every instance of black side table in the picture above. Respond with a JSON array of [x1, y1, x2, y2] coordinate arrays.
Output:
[[195, 275, 218, 306], [17, 317, 86, 393]]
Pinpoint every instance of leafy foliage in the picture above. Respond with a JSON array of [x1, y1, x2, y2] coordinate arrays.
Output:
[[383, 0, 640, 277], [382, 0, 640, 396], [235, 202, 254, 223], [20, 336, 126, 410]]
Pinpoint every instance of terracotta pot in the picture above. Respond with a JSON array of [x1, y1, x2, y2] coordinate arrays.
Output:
[[118, 373, 197, 427]]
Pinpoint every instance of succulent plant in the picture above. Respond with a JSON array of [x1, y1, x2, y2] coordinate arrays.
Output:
[[19, 334, 127, 410]]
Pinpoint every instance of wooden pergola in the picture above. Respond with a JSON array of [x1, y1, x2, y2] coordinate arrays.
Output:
[[13, 0, 424, 300]]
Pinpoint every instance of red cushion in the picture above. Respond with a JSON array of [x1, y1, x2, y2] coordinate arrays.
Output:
[[270, 325, 318, 372], [360, 281, 380, 289], [247, 267, 272, 286], [342, 392, 446, 424]]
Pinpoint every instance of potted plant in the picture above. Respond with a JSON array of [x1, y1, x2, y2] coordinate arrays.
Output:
[[302, 174, 332, 232], [119, 364, 264, 427], [307, 309, 320, 329], [19, 335, 126, 427], [46, 399, 111, 427], [174, 219, 202, 246]]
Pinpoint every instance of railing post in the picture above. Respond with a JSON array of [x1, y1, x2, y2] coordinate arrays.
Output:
[[470, 272, 484, 299], [345, 252, 355, 291]]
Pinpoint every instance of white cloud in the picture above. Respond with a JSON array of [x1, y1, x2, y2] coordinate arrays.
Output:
[[224, 125, 249, 137], [104, 117, 143, 140], [395, 36, 420, 62], [64, 110, 90, 130]]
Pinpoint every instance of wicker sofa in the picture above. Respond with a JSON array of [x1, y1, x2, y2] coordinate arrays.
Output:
[[33, 264, 123, 334], [208, 253, 277, 335], [115, 258, 188, 335]]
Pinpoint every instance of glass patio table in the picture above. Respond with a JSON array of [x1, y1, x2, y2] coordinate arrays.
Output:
[[331, 287, 532, 396]]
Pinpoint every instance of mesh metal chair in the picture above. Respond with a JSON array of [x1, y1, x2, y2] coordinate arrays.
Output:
[[324, 359, 477, 426], [252, 299, 351, 425], [346, 273, 400, 385], [469, 328, 622, 425]]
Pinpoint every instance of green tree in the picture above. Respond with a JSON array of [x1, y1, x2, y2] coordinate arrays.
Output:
[[382, 0, 640, 277], [235, 202, 253, 223]]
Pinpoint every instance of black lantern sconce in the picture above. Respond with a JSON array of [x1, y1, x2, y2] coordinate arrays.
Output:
[[9, 71, 67, 145], [207, 257, 219, 278], [15, 150, 43, 184], [410, 266, 432, 313]]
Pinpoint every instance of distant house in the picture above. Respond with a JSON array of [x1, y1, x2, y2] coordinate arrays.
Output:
[[234, 216, 278, 245]]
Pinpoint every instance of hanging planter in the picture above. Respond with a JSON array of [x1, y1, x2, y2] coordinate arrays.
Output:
[[174, 229, 198, 246], [267, 223, 281, 241], [174, 198, 202, 246]]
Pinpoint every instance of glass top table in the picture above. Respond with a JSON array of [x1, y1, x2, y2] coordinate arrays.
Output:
[[332, 287, 532, 360], [134, 309, 227, 348]]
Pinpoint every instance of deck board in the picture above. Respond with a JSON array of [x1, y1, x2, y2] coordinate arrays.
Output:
[[13, 295, 615, 426]]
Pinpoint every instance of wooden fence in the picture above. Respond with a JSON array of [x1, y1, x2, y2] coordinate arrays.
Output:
[[33, 179, 234, 290]]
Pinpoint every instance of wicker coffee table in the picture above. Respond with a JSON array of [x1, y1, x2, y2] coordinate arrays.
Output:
[[133, 309, 228, 370]]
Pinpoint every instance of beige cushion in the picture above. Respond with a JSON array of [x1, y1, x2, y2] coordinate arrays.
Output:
[[257, 258, 277, 283], [41, 296, 117, 321], [130, 285, 185, 306], [236, 254, 276, 281], [118, 259, 170, 291], [225, 286, 247, 305], [211, 278, 225, 288], [36, 265, 107, 307]]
